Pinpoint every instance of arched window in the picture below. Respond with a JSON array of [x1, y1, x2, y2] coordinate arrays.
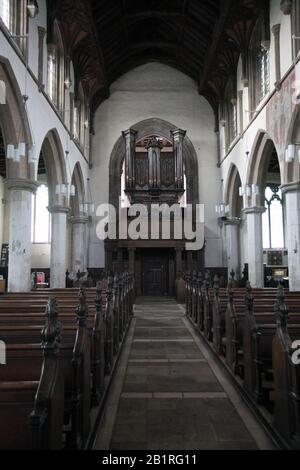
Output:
[[73, 83, 87, 148], [0, 0, 28, 53], [0, 0, 11, 30], [47, 21, 65, 113], [31, 185, 51, 244], [224, 80, 238, 149], [262, 184, 284, 249], [249, 16, 270, 111]]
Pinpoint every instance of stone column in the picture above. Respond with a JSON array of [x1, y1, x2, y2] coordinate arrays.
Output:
[[272, 24, 281, 90], [244, 206, 265, 288], [49, 205, 69, 288], [224, 219, 241, 280], [6, 179, 38, 292], [282, 182, 300, 291], [37, 26, 46, 90], [71, 216, 89, 273]]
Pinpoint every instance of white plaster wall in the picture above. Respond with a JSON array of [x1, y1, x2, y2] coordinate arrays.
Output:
[[271, 0, 293, 80], [31, 244, 50, 268], [90, 63, 222, 268]]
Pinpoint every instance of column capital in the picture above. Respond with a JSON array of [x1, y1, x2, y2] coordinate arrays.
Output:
[[37, 26, 46, 38], [171, 129, 187, 140], [70, 215, 89, 225], [224, 217, 241, 227], [280, 181, 300, 195], [48, 205, 70, 215], [243, 206, 266, 216], [5, 178, 39, 193], [280, 0, 292, 15]]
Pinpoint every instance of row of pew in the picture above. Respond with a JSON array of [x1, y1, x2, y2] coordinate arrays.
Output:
[[185, 272, 300, 450], [0, 272, 134, 450]]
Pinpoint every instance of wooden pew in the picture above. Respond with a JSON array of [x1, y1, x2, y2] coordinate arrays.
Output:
[[0, 289, 91, 449], [0, 272, 134, 449], [220, 283, 299, 373], [185, 273, 300, 450], [272, 287, 300, 450], [0, 298, 64, 450]]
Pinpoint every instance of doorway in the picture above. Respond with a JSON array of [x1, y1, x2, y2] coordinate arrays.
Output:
[[139, 249, 172, 296]]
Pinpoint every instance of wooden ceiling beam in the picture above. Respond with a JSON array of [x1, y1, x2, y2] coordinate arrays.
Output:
[[198, 0, 234, 93]]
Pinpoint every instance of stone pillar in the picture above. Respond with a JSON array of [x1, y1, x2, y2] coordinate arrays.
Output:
[[71, 216, 88, 273], [244, 206, 265, 288], [224, 219, 241, 280], [37, 26, 46, 90], [171, 129, 186, 189], [6, 179, 38, 292], [272, 24, 281, 90], [49, 205, 69, 288], [282, 182, 300, 291], [122, 129, 137, 190]]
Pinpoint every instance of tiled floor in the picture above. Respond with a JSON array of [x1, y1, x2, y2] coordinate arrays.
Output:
[[94, 298, 275, 451]]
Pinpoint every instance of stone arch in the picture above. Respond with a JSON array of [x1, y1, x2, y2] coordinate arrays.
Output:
[[38, 129, 67, 207], [224, 163, 243, 218], [246, 130, 283, 206], [70, 162, 85, 216], [109, 117, 199, 208], [0, 56, 33, 180]]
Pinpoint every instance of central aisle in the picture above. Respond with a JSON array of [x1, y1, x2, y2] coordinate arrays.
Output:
[[94, 298, 275, 450]]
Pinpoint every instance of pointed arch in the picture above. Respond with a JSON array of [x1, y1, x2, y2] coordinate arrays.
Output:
[[70, 162, 85, 216], [0, 55, 33, 179], [224, 163, 242, 217], [38, 128, 67, 206], [246, 130, 283, 205]]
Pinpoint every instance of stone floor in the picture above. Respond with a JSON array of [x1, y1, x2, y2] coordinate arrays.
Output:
[[94, 298, 276, 451]]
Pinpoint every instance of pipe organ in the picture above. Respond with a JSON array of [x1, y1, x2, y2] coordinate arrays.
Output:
[[123, 128, 186, 204]]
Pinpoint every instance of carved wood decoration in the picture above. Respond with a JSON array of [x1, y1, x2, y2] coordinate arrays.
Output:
[[135, 154, 149, 188], [161, 153, 175, 188]]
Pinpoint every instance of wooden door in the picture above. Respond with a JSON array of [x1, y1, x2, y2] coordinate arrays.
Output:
[[142, 251, 169, 296]]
